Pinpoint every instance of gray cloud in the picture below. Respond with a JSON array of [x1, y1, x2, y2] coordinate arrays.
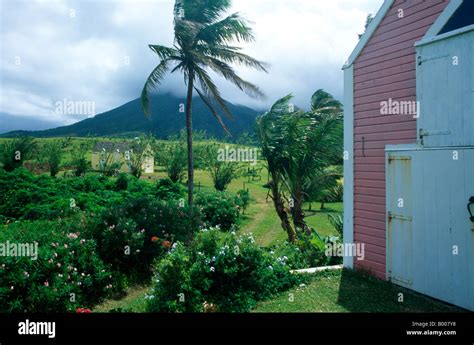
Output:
[[0, 0, 383, 125]]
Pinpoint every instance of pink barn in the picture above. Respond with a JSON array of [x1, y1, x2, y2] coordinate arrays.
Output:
[[343, 0, 474, 310]]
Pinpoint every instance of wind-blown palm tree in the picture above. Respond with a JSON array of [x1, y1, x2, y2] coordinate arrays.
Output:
[[257, 90, 342, 242], [141, 0, 268, 209]]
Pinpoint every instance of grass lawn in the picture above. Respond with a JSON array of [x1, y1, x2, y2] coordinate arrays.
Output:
[[94, 268, 463, 313], [254, 269, 463, 313], [94, 285, 150, 313], [142, 165, 341, 247]]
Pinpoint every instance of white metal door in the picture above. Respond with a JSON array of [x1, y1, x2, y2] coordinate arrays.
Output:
[[386, 152, 413, 288], [387, 147, 474, 311], [416, 30, 474, 147]]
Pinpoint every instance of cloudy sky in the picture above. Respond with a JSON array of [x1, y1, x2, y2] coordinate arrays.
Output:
[[0, 0, 383, 128]]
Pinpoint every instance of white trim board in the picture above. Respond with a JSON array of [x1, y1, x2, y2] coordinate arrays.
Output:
[[416, 24, 474, 47], [343, 65, 354, 270], [343, 0, 394, 69], [422, 0, 464, 40]]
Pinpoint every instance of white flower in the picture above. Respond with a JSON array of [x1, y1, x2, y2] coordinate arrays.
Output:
[[210, 267, 215, 272]]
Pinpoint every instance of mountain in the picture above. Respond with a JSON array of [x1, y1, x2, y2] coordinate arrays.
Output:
[[0, 94, 262, 139]]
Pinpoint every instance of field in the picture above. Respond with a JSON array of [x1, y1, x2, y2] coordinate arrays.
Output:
[[1, 137, 460, 314]]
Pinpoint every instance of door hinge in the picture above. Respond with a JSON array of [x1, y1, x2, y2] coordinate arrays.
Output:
[[419, 128, 451, 139], [388, 156, 411, 163], [388, 212, 412, 222], [417, 54, 450, 66]]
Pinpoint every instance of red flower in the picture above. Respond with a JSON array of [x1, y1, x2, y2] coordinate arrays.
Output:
[[76, 308, 92, 313], [151, 236, 159, 243], [162, 240, 171, 249]]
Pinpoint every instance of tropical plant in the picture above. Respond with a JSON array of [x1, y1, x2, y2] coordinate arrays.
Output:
[[0, 137, 36, 172], [147, 228, 299, 313], [42, 140, 64, 177], [202, 143, 242, 191], [257, 90, 343, 242], [126, 135, 155, 179], [155, 136, 187, 183], [328, 213, 343, 237], [71, 143, 91, 177], [140, 0, 268, 209]]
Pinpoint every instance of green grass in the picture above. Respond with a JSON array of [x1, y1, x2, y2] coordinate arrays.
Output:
[[93, 269, 463, 313], [253, 269, 463, 313], [93, 285, 150, 313]]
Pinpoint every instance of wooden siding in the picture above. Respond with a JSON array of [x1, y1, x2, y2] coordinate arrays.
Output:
[[352, 0, 449, 279]]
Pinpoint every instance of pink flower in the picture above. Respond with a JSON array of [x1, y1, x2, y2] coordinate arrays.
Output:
[[44, 281, 49, 287]]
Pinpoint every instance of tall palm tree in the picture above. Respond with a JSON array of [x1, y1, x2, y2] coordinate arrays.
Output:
[[141, 0, 267, 209]]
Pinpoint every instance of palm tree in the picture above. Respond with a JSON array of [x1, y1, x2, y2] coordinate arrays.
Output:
[[141, 0, 268, 209], [257, 90, 342, 242]]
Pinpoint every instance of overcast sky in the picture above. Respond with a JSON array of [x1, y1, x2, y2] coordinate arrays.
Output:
[[0, 0, 383, 126]]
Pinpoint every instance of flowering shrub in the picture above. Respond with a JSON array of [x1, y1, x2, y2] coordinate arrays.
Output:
[[195, 191, 241, 231], [0, 218, 117, 312], [270, 230, 343, 270], [147, 228, 299, 313], [84, 208, 146, 283]]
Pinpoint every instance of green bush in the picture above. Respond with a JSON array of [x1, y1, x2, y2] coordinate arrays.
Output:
[[0, 218, 118, 312], [155, 178, 186, 200], [270, 230, 343, 270], [115, 173, 129, 191], [195, 191, 241, 231], [235, 189, 251, 214], [147, 228, 299, 313], [0, 169, 154, 221], [84, 196, 201, 283]]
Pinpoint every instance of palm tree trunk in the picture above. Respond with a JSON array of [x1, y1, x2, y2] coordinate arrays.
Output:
[[270, 174, 296, 243], [291, 189, 311, 235], [185, 72, 194, 210]]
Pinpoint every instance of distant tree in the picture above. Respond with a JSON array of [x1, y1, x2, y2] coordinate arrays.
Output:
[[0, 137, 36, 172], [141, 0, 268, 210], [202, 142, 242, 191], [71, 143, 91, 177], [98, 147, 122, 177], [43, 140, 64, 177], [155, 133, 187, 183], [358, 14, 374, 39], [127, 135, 155, 179]]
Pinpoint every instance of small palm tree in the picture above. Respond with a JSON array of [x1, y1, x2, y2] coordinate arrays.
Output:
[[141, 0, 268, 209], [257, 90, 342, 242]]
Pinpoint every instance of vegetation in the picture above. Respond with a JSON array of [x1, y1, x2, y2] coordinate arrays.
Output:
[[140, 0, 267, 209], [0, 136, 36, 172], [202, 142, 242, 191], [254, 269, 461, 313], [147, 228, 300, 312], [155, 137, 187, 182], [257, 90, 343, 242]]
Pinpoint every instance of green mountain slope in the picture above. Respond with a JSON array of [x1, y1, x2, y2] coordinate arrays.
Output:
[[1, 93, 262, 139]]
